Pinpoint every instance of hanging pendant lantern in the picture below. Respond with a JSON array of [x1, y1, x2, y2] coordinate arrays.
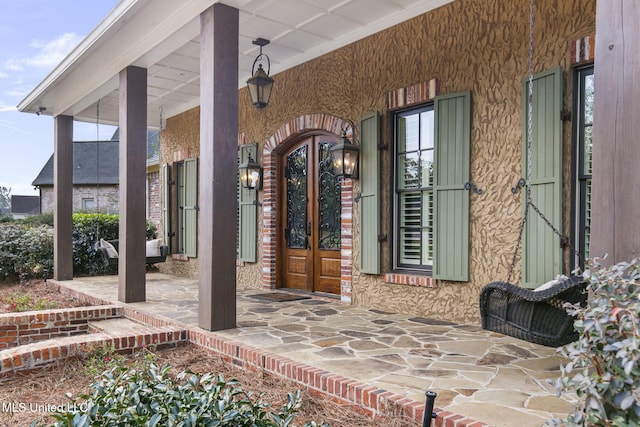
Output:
[[247, 38, 274, 109]]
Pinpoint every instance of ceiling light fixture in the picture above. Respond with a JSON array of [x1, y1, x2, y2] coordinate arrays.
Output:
[[246, 38, 274, 109]]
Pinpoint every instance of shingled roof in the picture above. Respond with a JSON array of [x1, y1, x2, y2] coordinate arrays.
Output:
[[32, 140, 119, 187], [11, 195, 40, 215]]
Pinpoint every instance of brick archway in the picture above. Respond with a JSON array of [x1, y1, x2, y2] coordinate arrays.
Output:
[[261, 113, 354, 302]]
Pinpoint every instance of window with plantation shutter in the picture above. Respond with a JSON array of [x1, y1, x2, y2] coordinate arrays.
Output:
[[573, 65, 594, 270], [392, 91, 471, 280], [393, 105, 436, 272]]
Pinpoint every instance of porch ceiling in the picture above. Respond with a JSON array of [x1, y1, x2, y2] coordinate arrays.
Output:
[[18, 0, 453, 128]]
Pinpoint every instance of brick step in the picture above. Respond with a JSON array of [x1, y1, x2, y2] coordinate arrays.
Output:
[[1, 318, 188, 382], [89, 317, 163, 335]]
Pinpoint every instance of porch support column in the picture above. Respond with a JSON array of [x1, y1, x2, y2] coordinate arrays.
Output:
[[118, 66, 147, 302], [53, 115, 73, 281], [591, 1, 640, 265], [198, 3, 238, 331]]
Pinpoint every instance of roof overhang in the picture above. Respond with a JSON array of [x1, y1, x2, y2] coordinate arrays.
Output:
[[18, 0, 454, 128]]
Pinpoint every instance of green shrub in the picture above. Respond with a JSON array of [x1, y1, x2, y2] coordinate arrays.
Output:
[[552, 258, 640, 426], [0, 214, 158, 281], [83, 343, 156, 379], [72, 213, 120, 276], [0, 224, 53, 282], [20, 213, 54, 227], [72, 213, 158, 276], [49, 362, 326, 427], [0, 291, 58, 312]]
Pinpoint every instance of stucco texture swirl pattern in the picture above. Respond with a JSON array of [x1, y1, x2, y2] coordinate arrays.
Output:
[[162, 0, 595, 324]]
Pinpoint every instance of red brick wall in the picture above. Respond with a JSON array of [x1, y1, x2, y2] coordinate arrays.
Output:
[[0, 306, 122, 350]]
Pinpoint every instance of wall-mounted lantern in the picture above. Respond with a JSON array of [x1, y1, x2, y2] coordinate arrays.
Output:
[[246, 38, 274, 109], [330, 122, 360, 179], [238, 154, 263, 190]]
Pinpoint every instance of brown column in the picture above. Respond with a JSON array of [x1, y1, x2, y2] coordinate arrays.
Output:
[[118, 66, 147, 302], [591, 1, 640, 265], [198, 3, 239, 331], [53, 115, 73, 281]]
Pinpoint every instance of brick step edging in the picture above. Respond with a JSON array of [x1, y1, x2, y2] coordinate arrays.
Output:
[[0, 305, 123, 350], [0, 326, 188, 382]]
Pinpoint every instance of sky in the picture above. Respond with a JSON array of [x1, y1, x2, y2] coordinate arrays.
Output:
[[0, 0, 120, 197]]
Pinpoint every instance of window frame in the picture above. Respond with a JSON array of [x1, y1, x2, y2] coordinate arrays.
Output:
[[81, 198, 95, 211], [391, 103, 435, 274], [572, 64, 594, 270]]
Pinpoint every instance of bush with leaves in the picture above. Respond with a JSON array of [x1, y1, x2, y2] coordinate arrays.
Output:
[[20, 212, 54, 227], [72, 213, 120, 276], [72, 213, 158, 276], [0, 224, 53, 282], [49, 362, 327, 427], [552, 258, 640, 426], [0, 214, 158, 281]]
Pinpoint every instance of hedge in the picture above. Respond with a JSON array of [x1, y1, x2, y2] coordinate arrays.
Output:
[[0, 213, 158, 282]]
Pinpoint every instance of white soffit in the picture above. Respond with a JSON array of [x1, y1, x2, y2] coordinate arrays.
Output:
[[18, 0, 454, 126]]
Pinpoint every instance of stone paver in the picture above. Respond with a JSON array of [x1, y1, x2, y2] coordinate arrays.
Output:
[[53, 273, 578, 426]]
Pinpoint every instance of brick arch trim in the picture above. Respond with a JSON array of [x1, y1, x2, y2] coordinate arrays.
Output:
[[261, 113, 354, 302]]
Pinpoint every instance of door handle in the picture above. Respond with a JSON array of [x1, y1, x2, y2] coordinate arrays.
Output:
[[306, 222, 312, 236]]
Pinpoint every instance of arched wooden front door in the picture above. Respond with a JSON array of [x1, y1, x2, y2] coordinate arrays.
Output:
[[279, 133, 341, 295]]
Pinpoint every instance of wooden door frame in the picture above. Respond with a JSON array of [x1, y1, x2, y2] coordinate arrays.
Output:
[[276, 132, 342, 294], [260, 114, 354, 301]]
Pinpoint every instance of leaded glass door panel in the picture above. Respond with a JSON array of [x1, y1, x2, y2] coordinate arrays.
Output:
[[280, 134, 341, 294]]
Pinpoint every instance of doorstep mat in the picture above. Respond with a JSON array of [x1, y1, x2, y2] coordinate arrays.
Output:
[[250, 292, 311, 302]]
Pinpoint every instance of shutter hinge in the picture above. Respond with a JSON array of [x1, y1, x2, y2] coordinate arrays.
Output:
[[378, 143, 389, 151], [378, 234, 387, 242], [561, 109, 572, 122]]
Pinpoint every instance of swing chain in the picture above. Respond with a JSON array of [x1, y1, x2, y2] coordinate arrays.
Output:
[[506, 0, 583, 282], [526, 0, 534, 190], [506, 0, 535, 283]]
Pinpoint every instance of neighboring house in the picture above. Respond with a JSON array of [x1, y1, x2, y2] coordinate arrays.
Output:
[[17, 0, 634, 331], [32, 140, 120, 214], [10, 195, 40, 219], [31, 131, 162, 228]]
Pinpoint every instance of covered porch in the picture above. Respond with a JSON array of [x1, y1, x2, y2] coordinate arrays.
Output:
[[50, 272, 576, 427]]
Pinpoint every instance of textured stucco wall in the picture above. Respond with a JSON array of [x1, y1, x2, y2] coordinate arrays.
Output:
[[160, 0, 596, 323]]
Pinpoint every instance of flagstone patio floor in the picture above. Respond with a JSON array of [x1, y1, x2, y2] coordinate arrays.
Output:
[[50, 273, 577, 427]]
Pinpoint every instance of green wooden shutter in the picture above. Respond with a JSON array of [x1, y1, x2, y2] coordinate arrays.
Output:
[[238, 144, 257, 262], [161, 163, 171, 251], [359, 112, 381, 274], [433, 91, 471, 281], [183, 158, 198, 257], [522, 67, 563, 287]]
